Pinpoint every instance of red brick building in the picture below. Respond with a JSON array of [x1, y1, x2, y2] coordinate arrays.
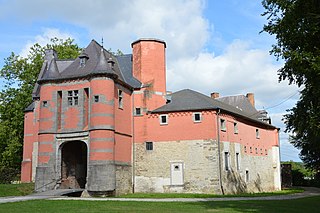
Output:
[[21, 38, 281, 195]]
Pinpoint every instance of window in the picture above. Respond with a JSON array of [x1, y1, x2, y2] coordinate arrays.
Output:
[[160, 114, 168, 125], [67, 90, 79, 106], [135, 107, 142, 116], [256, 129, 260, 139], [220, 119, 226, 131], [255, 147, 258, 154], [193, 112, 202, 122], [245, 170, 249, 182], [244, 146, 247, 153], [236, 153, 240, 170], [250, 147, 252, 153], [265, 149, 268, 155], [94, 95, 99, 103], [42, 101, 48, 107], [146, 142, 153, 151], [118, 89, 123, 108], [234, 122, 238, 134], [224, 152, 230, 171]]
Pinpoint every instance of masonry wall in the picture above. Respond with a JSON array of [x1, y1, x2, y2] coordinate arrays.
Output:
[[134, 110, 280, 194], [135, 139, 220, 193]]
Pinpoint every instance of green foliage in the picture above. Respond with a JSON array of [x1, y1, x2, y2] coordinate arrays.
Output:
[[262, 0, 320, 170], [0, 38, 81, 181]]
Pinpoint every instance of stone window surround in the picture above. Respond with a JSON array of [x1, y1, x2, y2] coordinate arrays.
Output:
[[160, 114, 168, 125], [192, 112, 202, 123]]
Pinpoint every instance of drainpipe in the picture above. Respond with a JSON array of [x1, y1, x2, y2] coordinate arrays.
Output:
[[216, 108, 224, 195], [132, 91, 135, 193]]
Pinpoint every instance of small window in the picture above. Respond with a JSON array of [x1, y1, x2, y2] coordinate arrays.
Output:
[[94, 95, 99, 103], [256, 129, 260, 139], [67, 90, 79, 106], [160, 114, 168, 125], [224, 152, 229, 171], [118, 89, 123, 109], [244, 146, 247, 153], [146, 142, 153, 151], [236, 153, 240, 170], [42, 101, 48, 107], [255, 147, 258, 154], [174, 165, 180, 171], [135, 107, 142, 116], [220, 119, 226, 131], [245, 170, 249, 182], [260, 148, 263, 155], [265, 149, 268, 155], [193, 112, 202, 122], [250, 147, 252, 153], [234, 122, 238, 134]]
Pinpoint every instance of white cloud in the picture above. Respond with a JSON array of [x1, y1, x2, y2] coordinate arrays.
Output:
[[19, 28, 74, 57], [167, 39, 298, 109], [3, 0, 209, 59]]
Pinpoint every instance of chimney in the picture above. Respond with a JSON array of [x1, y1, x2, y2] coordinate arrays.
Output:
[[211, 92, 220, 99], [246, 93, 255, 107], [44, 49, 57, 61]]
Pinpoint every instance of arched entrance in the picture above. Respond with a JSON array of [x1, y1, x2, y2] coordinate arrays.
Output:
[[60, 141, 87, 189]]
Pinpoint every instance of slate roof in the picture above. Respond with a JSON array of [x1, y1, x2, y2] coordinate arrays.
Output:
[[36, 39, 141, 89], [217, 95, 260, 119], [152, 89, 275, 128]]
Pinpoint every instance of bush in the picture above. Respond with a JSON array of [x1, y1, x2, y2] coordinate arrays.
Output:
[[0, 167, 20, 184]]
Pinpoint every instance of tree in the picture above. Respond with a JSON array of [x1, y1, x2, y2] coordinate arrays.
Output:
[[0, 38, 81, 182], [262, 0, 320, 170]]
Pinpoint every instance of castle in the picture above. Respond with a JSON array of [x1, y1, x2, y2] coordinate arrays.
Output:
[[21, 38, 281, 195]]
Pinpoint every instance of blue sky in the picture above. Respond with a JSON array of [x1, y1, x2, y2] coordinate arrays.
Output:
[[0, 0, 301, 161]]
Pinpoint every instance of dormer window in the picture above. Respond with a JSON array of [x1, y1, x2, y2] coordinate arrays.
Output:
[[79, 51, 89, 67]]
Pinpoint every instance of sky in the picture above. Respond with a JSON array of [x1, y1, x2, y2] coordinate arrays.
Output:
[[0, 0, 301, 161]]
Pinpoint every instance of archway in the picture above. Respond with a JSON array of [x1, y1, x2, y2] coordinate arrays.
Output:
[[60, 141, 87, 189]]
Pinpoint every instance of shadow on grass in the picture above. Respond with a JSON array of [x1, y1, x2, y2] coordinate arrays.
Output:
[[1, 196, 319, 213]]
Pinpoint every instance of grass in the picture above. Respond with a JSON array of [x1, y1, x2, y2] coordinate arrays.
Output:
[[0, 196, 319, 213], [0, 183, 34, 197], [119, 188, 304, 198]]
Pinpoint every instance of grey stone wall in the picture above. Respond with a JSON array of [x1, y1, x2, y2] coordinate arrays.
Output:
[[134, 139, 220, 194], [115, 164, 132, 195], [220, 141, 279, 194]]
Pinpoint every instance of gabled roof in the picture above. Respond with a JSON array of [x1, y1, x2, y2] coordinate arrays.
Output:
[[217, 95, 260, 118], [36, 40, 141, 90], [152, 89, 275, 128]]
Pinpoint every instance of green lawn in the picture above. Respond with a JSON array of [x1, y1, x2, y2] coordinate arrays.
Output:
[[119, 188, 304, 198], [0, 183, 34, 197], [0, 196, 319, 213]]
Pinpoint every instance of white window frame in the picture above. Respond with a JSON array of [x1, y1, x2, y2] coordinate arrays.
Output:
[[245, 170, 249, 182], [67, 90, 79, 106], [234, 122, 238, 134], [224, 152, 230, 171], [256, 128, 260, 139], [220, 119, 226, 131], [235, 152, 240, 171], [135, 107, 142, 116], [118, 89, 123, 109], [160, 114, 168, 125], [193, 112, 202, 123]]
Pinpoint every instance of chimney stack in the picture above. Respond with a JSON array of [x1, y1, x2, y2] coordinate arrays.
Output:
[[211, 92, 220, 99], [246, 93, 255, 107]]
